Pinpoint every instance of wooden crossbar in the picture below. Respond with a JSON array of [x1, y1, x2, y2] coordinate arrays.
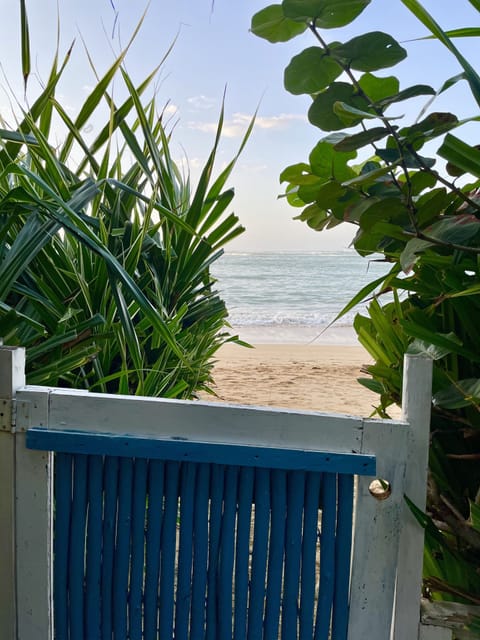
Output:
[[26, 427, 376, 475]]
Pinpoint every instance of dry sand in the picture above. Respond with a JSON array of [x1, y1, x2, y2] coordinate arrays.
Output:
[[200, 342, 382, 417]]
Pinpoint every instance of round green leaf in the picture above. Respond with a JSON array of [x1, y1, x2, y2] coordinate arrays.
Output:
[[280, 162, 311, 183], [298, 178, 325, 202], [294, 203, 328, 229], [309, 140, 356, 181], [358, 73, 400, 104], [376, 84, 435, 108], [406, 171, 438, 197], [284, 47, 342, 95], [334, 127, 391, 152], [251, 4, 308, 43], [282, 0, 371, 28], [308, 82, 371, 130], [358, 197, 409, 231], [331, 32, 407, 71]]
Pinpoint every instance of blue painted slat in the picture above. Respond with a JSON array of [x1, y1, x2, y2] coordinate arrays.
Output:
[[233, 466, 254, 640], [85, 455, 103, 640], [101, 456, 119, 640], [300, 471, 323, 640], [264, 469, 287, 640], [69, 454, 88, 640], [159, 461, 180, 638], [247, 467, 270, 640], [190, 463, 210, 637], [315, 473, 337, 640], [129, 458, 148, 640], [206, 464, 225, 640], [175, 462, 196, 640], [332, 474, 354, 640], [54, 453, 72, 640], [113, 457, 133, 639], [282, 470, 306, 640], [144, 460, 164, 640], [27, 427, 375, 475], [218, 466, 239, 639]]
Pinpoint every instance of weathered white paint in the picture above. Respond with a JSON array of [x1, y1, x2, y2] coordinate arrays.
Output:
[[394, 355, 433, 640], [0, 430, 16, 639], [43, 388, 368, 452], [15, 390, 53, 640], [421, 599, 479, 638], [348, 418, 409, 639], [419, 625, 452, 640], [0, 347, 25, 640]]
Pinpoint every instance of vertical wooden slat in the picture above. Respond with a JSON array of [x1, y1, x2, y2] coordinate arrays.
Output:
[[159, 461, 180, 638], [85, 455, 103, 640], [264, 469, 287, 640], [113, 458, 133, 639], [206, 464, 225, 640], [332, 474, 354, 640], [315, 472, 337, 640], [175, 462, 197, 639], [247, 467, 270, 640], [129, 458, 148, 640], [190, 463, 210, 637], [218, 466, 239, 639], [281, 470, 305, 640], [233, 466, 254, 640], [300, 471, 322, 640], [69, 454, 88, 640], [144, 460, 164, 640], [54, 453, 73, 640], [101, 456, 119, 640]]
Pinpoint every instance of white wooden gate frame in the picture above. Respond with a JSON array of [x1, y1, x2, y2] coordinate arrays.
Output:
[[0, 345, 452, 639]]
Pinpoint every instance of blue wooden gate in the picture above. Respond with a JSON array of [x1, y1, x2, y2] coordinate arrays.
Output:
[[27, 428, 375, 640], [1, 347, 436, 640]]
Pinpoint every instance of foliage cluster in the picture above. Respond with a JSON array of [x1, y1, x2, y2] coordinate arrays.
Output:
[[0, 10, 249, 397], [252, 0, 480, 617]]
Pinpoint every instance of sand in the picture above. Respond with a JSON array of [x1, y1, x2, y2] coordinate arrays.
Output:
[[199, 342, 383, 417]]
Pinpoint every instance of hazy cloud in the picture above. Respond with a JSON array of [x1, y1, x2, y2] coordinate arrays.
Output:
[[162, 103, 179, 118], [239, 162, 268, 172], [187, 95, 217, 110], [188, 112, 306, 138]]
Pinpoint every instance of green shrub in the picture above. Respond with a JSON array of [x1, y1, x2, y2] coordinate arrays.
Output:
[[252, 0, 480, 613], [0, 9, 251, 397]]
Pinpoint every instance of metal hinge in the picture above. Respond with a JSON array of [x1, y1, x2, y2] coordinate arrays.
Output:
[[0, 397, 16, 433]]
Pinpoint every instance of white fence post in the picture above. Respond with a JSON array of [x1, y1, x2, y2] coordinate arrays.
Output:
[[15, 385, 53, 640], [0, 346, 26, 639], [0, 345, 53, 639], [394, 354, 433, 640]]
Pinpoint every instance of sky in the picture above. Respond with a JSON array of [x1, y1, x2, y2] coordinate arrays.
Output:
[[1, 0, 479, 252]]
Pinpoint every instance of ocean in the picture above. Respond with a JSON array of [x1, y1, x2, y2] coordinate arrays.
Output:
[[211, 251, 390, 344]]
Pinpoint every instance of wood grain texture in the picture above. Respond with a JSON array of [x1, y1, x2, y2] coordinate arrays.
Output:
[[394, 354, 433, 640]]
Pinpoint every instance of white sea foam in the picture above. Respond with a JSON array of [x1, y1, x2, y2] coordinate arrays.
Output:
[[212, 251, 390, 344]]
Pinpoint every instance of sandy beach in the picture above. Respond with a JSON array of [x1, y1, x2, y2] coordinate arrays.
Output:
[[200, 342, 383, 417]]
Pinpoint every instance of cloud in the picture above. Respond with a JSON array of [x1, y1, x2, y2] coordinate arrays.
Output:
[[239, 162, 268, 172], [163, 103, 179, 117], [187, 112, 306, 138], [187, 95, 217, 110]]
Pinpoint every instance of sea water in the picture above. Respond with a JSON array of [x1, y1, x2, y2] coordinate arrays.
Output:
[[211, 251, 391, 344]]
